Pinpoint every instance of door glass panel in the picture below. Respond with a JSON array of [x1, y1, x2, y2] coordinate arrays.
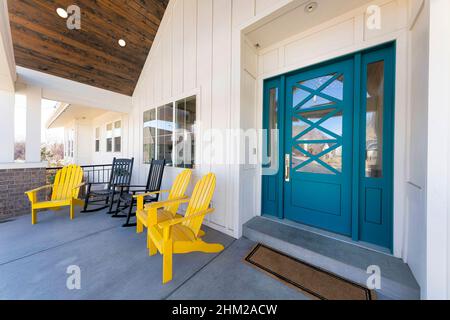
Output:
[[298, 109, 333, 123], [291, 71, 345, 176], [298, 127, 334, 141], [298, 161, 334, 175], [292, 117, 309, 138], [292, 88, 310, 108], [300, 74, 335, 90], [292, 113, 342, 141], [293, 143, 341, 174], [297, 142, 337, 156], [293, 87, 335, 109], [365, 61, 384, 178], [296, 109, 343, 138], [268, 87, 278, 162], [294, 73, 341, 109], [321, 75, 344, 100], [319, 146, 342, 172], [320, 112, 343, 137], [292, 147, 306, 169], [302, 96, 335, 109]]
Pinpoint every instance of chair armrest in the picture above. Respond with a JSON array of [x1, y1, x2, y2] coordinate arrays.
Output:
[[131, 189, 153, 195], [133, 190, 171, 198], [71, 183, 86, 198], [25, 185, 52, 195], [86, 182, 109, 186], [120, 186, 152, 195], [25, 185, 52, 203], [142, 197, 191, 227], [145, 197, 189, 210], [158, 208, 215, 229], [134, 190, 172, 211], [73, 182, 86, 190]]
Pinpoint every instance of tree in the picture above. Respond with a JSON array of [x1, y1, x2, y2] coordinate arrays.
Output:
[[14, 142, 26, 161], [41, 143, 65, 165]]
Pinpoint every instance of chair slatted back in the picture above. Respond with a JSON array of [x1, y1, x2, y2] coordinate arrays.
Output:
[[164, 169, 192, 213], [110, 158, 134, 187], [146, 160, 166, 198], [183, 173, 216, 236], [51, 165, 84, 201]]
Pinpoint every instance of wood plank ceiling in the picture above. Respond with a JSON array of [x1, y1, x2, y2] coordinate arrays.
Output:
[[8, 0, 169, 96]]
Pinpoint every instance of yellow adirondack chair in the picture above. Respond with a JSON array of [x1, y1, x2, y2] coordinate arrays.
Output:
[[25, 165, 85, 224], [138, 173, 224, 284], [134, 169, 192, 233]]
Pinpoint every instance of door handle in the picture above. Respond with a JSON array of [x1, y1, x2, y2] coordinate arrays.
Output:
[[285, 154, 290, 182]]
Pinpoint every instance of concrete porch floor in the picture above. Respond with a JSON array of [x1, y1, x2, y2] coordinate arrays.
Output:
[[0, 208, 307, 300]]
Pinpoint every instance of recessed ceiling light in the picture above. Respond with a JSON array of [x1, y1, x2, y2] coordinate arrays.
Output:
[[118, 39, 127, 47], [56, 8, 68, 19], [305, 2, 318, 13]]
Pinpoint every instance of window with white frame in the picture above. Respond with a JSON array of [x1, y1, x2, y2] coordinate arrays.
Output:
[[106, 120, 122, 153], [114, 120, 122, 152], [174, 96, 196, 168], [66, 129, 74, 158], [143, 109, 156, 163], [106, 123, 113, 152], [143, 95, 196, 168], [95, 127, 100, 152]]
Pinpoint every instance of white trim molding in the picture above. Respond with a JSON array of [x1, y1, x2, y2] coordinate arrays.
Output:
[[0, 0, 16, 91], [16, 67, 133, 113], [0, 162, 48, 170]]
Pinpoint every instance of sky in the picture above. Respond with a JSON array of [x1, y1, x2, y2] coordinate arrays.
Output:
[[14, 95, 64, 144]]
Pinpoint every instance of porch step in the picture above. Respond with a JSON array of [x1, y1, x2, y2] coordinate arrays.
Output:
[[242, 217, 420, 300]]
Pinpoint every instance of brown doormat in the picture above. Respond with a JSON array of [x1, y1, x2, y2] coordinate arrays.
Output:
[[245, 244, 376, 300]]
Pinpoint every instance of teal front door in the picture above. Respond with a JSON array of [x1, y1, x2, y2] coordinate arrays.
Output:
[[284, 59, 354, 236], [262, 43, 395, 250]]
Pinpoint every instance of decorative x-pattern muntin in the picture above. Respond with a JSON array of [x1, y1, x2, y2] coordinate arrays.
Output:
[[292, 73, 344, 175]]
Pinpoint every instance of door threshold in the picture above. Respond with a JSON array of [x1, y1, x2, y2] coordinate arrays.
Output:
[[262, 215, 392, 256]]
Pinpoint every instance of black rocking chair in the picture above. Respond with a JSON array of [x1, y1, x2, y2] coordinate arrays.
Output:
[[112, 159, 166, 227], [81, 158, 134, 213]]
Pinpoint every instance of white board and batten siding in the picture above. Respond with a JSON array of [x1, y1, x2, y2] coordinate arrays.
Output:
[[132, 0, 289, 238]]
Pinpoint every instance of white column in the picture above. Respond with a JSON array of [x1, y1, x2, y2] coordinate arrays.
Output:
[[0, 90, 15, 163], [25, 86, 42, 163], [426, 0, 450, 300]]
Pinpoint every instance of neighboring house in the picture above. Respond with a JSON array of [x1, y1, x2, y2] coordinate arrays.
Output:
[[1, 0, 450, 300], [46, 103, 128, 165]]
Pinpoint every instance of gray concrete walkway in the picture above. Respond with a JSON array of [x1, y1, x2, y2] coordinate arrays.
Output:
[[0, 208, 307, 300]]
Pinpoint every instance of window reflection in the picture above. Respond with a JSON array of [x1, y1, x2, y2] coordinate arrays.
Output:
[[174, 96, 196, 168], [365, 61, 384, 178], [293, 87, 335, 109], [267, 88, 278, 167], [143, 109, 156, 164]]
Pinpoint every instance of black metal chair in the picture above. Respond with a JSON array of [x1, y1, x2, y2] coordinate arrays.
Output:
[[112, 159, 166, 227], [81, 158, 134, 213]]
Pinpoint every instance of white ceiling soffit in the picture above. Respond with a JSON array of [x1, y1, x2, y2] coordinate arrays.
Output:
[[46, 103, 110, 129], [16, 66, 132, 114], [245, 0, 374, 49]]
